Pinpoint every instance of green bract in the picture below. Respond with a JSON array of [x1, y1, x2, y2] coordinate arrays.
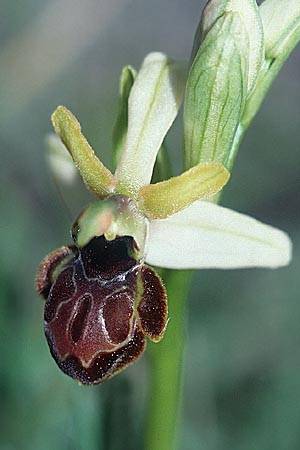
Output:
[[184, 0, 265, 171], [184, 12, 247, 169], [199, 0, 264, 93]]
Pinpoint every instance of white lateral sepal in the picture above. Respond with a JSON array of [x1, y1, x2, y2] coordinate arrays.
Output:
[[115, 52, 185, 195], [145, 201, 292, 269]]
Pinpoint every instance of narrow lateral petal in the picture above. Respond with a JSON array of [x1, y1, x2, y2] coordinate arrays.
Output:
[[138, 163, 229, 219], [115, 52, 185, 196], [52, 106, 116, 197], [145, 201, 292, 269]]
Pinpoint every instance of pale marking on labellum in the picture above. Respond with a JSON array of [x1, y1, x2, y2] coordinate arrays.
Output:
[[98, 289, 136, 348], [68, 292, 93, 344], [78, 252, 143, 286], [47, 265, 77, 323]]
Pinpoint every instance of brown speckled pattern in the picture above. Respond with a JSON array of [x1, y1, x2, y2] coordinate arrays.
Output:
[[137, 266, 168, 342], [47, 328, 146, 384]]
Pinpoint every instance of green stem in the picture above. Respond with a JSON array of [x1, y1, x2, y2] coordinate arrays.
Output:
[[102, 377, 135, 450], [144, 270, 193, 450]]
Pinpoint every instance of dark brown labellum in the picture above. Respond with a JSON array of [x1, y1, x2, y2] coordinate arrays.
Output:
[[36, 235, 167, 384]]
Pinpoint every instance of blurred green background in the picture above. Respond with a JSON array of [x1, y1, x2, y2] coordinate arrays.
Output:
[[0, 1, 299, 449]]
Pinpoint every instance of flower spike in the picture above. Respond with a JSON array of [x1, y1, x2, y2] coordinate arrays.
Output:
[[37, 17, 296, 387], [52, 106, 116, 197], [138, 162, 230, 220]]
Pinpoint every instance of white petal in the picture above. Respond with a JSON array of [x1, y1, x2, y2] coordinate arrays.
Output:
[[145, 201, 292, 269], [115, 52, 185, 195]]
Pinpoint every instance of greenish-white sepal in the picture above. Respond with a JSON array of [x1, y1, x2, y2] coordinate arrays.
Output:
[[115, 52, 186, 196], [146, 200, 292, 269], [260, 0, 300, 59], [184, 13, 247, 169], [112, 65, 136, 168], [200, 0, 264, 93], [46, 133, 77, 184]]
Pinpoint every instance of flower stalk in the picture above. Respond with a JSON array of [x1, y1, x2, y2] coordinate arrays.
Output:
[[145, 270, 193, 450]]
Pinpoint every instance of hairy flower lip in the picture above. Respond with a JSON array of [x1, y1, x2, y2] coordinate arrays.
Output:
[[45, 315, 139, 369], [45, 325, 147, 385], [37, 234, 167, 384]]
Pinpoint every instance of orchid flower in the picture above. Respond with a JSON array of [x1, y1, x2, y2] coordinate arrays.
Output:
[[36, 51, 291, 385]]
